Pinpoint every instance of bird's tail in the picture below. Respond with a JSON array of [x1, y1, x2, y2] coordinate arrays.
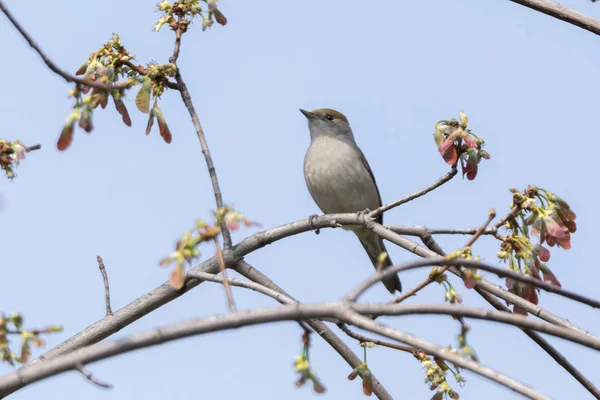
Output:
[[353, 229, 402, 294]]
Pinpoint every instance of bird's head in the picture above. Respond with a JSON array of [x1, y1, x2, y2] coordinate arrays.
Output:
[[300, 108, 354, 142]]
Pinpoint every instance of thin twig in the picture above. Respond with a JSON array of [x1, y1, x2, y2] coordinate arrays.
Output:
[[213, 239, 236, 312], [24, 144, 41, 152], [388, 210, 497, 305], [371, 166, 457, 216], [174, 74, 232, 247], [386, 225, 502, 240], [464, 208, 496, 247], [169, 26, 183, 64], [509, 0, 600, 36], [166, 16, 231, 247], [337, 323, 421, 354], [96, 256, 113, 316], [347, 258, 600, 310], [75, 363, 112, 389]]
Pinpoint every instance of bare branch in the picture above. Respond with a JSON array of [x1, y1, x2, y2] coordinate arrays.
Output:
[[75, 363, 112, 389], [188, 270, 294, 305], [474, 286, 600, 399], [371, 166, 457, 216], [336, 323, 420, 354], [0, 1, 133, 91], [0, 303, 556, 400], [346, 258, 600, 310], [174, 73, 232, 247], [25, 144, 41, 152], [96, 256, 113, 316], [28, 213, 595, 368], [509, 0, 600, 36]]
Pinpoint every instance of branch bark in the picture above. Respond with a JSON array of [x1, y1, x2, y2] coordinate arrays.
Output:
[[0, 302, 559, 400], [509, 0, 600, 36]]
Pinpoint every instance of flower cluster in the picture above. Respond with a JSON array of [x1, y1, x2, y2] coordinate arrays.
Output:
[[497, 186, 576, 314], [413, 351, 462, 400], [160, 207, 260, 289], [347, 342, 374, 396], [58, 34, 138, 150], [0, 313, 62, 365], [0, 139, 27, 179], [294, 331, 326, 394], [154, 0, 227, 33], [59, 34, 180, 150], [434, 110, 490, 180]]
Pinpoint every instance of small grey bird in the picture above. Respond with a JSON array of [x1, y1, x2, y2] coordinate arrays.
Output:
[[300, 108, 402, 294]]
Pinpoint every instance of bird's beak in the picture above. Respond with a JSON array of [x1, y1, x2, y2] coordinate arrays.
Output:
[[299, 109, 317, 120]]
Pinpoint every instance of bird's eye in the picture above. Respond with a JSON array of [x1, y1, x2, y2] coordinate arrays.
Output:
[[325, 115, 334, 121]]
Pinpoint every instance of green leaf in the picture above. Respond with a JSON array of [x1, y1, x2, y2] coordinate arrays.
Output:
[[136, 78, 152, 113]]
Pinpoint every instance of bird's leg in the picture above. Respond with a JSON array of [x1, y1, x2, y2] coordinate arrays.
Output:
[[309, 214, 320, 235]]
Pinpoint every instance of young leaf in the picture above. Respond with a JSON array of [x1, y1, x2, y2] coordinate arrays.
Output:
[[57, 111, 80, 151], [169, 265, 185, 290], [78, 109, 94, 133], [145, 108, 155, 136], [152, 103, 173, 144], [112, 92, 132, 127], [136, 78, 152, 113]]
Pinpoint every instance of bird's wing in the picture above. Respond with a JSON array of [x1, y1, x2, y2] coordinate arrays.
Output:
[[359, 149, 384, 225]]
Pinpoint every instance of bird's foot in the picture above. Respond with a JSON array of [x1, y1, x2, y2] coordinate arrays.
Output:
[[356, 208, 372, 224], [309, 214, 320, 235]]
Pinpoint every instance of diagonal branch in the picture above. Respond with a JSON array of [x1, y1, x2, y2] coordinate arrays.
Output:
[[371, 166, 457, 216], [0, 1, 134, 91], [233, 260, 392, 399], [509, 0, 600, 36], [174, 73, 232, 247], [345, 258, 600, 310], [393, 233, 600, 399]]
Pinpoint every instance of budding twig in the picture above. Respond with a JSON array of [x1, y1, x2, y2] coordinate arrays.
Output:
[[96, 256, 113, 316]]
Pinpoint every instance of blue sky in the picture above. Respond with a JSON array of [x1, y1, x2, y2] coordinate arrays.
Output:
[[2, 0, 600, 399]]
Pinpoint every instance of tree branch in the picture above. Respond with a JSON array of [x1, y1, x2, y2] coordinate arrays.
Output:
[[346, 258, 600, 310], [371, 166, 457, 216], [0, 1, 136, 91], [0, 302, 558, 400], [336, 323, 421, 354], [174, 73, 232, 247], [509, 0, 600, 36], [233, 260, 392, 399], [418, 228, 600, 399], [96, 256, 113, 317], [364, 224, 598, 334]]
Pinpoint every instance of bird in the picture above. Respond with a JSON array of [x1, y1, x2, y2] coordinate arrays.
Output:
[[300, 108, 402, 294]]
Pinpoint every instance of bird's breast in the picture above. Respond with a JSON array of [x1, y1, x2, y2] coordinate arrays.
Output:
[[304, 137, 379, 215]]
